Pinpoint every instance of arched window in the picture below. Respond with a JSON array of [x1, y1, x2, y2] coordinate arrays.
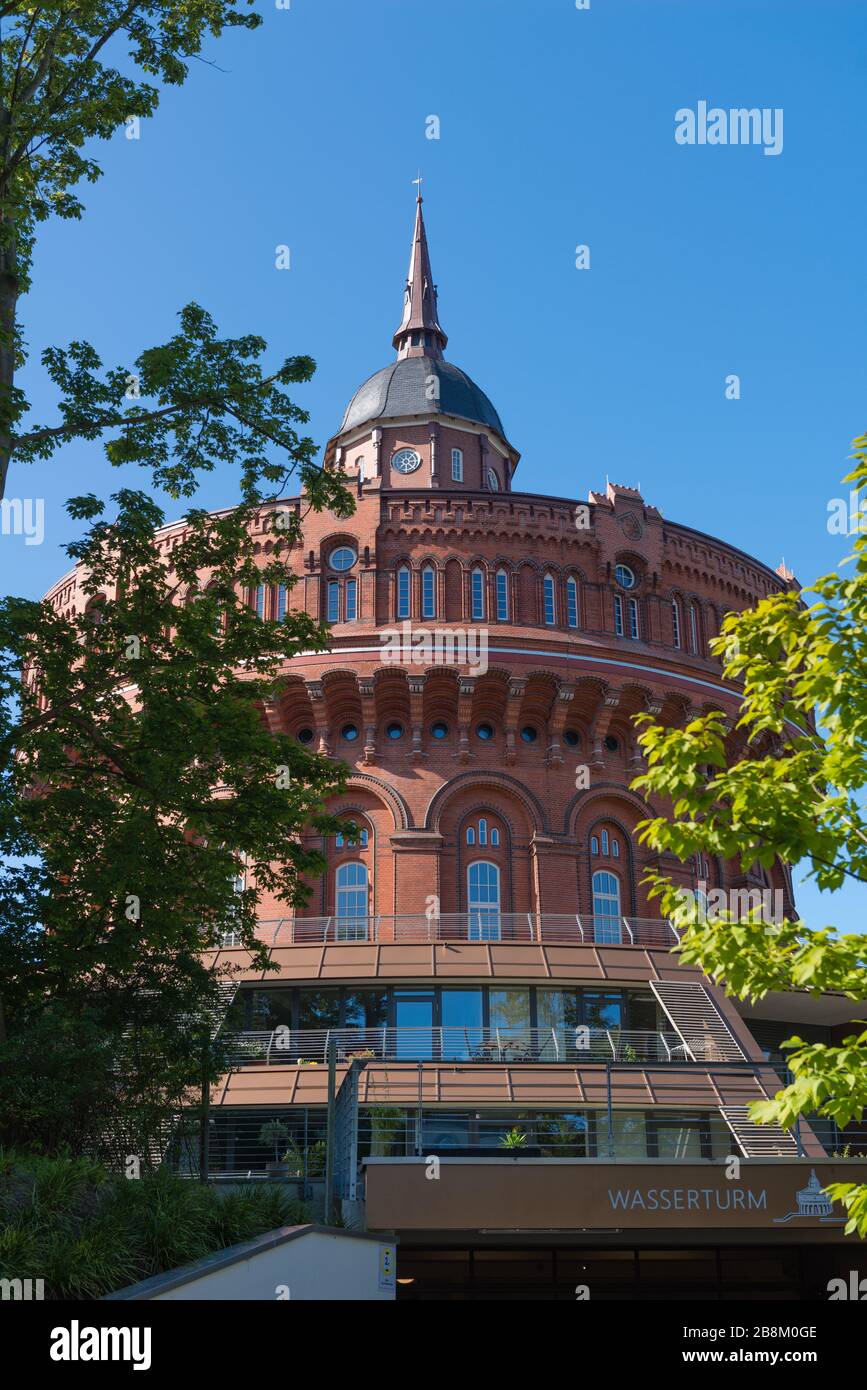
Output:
[[613, 594, 624, 636], [422, 565, 436, 619], [326, 580, 340, 623], [276, 585, 288, 622], [479, 818, 487, 845], [490, 828, 500, 846], [543, 573, 556, 625], [335, 862, 368, 940], [466, 826, 475, 845], [451, 448, 463, 482], [467, 861, 500, 941], [356, 456, 365, 481], [672, 599, 682, 649], [254, 584, 267, 620], [496, 568, 509, 621], [486, 467, 500, 492], [566, 576, 579, 628], [344, 578, 357, 621], [688, 603, 700, 654], [397, 565, 411, 619], [627, 597, 639, 639], [471, 566, 486, 620], [592, 870, 622, 944]]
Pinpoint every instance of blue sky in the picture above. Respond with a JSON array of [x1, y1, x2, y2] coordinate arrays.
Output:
[[2, 0, 865, 930]]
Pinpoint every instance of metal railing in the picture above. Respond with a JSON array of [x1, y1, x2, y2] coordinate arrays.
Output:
[[221, 1025, 696, 1066], [231, 914, 679, 948]]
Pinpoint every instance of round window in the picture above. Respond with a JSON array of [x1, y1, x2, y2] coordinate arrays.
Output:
[[385, 721, 404, 740], [430, 721, 449, 740], [476, 723, 495, 741], [615, 563, 636, 590], [486, 467, 500, 492], [520, 726, 538, 743], [341, 723, 359, 742], [297, 727, 314, 745], [329, 546, 357, 572], [391, 448, 421, 475], [563, 730, 580, 747], [604, 734, 619, 752]]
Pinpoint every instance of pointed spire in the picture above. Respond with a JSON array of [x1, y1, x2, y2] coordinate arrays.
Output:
[[393, 190, 448, 360]]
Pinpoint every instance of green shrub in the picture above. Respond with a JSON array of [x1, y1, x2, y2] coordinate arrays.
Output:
[[0, 1150, 311, 1299]]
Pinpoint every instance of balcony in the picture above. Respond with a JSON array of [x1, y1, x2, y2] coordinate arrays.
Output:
[[221, 1025, 706, 1067], [240, 914, 679, 948]]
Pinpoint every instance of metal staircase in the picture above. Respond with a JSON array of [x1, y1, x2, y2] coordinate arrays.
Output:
[[719, 1105, 801, 1157], [650, 980, 747, 1061]]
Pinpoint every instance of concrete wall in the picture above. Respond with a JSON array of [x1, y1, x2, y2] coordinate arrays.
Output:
[[107, 1225, 396, 1302]]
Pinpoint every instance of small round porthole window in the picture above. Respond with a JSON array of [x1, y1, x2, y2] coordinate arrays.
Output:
[[341, 723, 359, 742], [476, 723, 495, 741], [615, 563, 636, 590], [430, 721, 449, 740], [563, 730, 580, 747], [604, 734, 619, 752], [297, 727, 314, 745], [520, 726, 538, 743], [385, 721, 404, 740], [329, 546, 357, 572]]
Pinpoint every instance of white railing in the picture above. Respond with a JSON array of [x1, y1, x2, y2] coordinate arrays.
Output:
[[230, 914, 680, 948], [220, 1026, 685, 1066]]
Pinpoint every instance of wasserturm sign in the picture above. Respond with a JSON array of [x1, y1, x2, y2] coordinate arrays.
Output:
[[364, 1161, 867, 1235]]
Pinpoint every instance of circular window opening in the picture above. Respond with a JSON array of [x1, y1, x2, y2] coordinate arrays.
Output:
[[615, 563, 636, 590], [563, 729, 580, 747], [297, 727, 314, 745], [341, 723, 359, 742], [329, 546, 357, 572], [430, 721, 449, 740], [476, 723, 495, 741], [385, 721, 404, 740], [486, 467, 500, 492], [391, 448, 421, 475], [604, 734, 619, 752], [520, 726, 538, 743]]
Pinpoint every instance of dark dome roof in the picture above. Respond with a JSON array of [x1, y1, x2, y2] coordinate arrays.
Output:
[[339, 356, 506, 438]]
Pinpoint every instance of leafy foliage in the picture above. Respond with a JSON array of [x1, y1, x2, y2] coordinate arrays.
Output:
[[0, 1152, 309, 1298], [633, 432, 867, 1236]]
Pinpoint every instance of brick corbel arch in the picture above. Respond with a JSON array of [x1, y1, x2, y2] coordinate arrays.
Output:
[[424, 770, 547, 834], [343, 773, 412, 830]]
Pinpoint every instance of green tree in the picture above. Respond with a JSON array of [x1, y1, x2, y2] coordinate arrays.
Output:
[[0, 475, 349, 1154], [0, 0, 262, 495], [633, 431, 867, 1236]]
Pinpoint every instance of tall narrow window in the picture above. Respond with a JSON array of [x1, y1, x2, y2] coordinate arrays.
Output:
[[479, 818, 487, 846], [627, 598, 639, 639], [255, 584, 267, 620], [567, 576, 579, 628], [335, 862, 368, 941], [397, 566, 411, 619], [326, 580, 340, 623], [614, 594, 624, 637], [471, 567, 486, 620], [543, 573, 556, 625], [467, 862, 501, 941], [496, 569, 509, 621], [345, 578, 357, 622], [451, 448, 463, 482], [688, 603, 699, 654], [276, 585, 288, 622], [592, 870, 622, 944], [422, 565, 436, 619], [672, 600, 682, 649]]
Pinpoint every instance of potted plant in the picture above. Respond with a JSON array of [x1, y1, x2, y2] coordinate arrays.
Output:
[[259, 1120, 291, 1177], [499, 1126, 528, 1151]]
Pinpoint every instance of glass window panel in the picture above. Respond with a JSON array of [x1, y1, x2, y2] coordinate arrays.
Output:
[[471, 568, 485, 619], [535, 1112, 588, 1158], [326, 580, 339, 623], [298, 989, 340, 1030], [496, 570, 509, 621], [583, 991, 623, 1028], [567, 577, 579, 627], [489, 989, 531, 1033], [397, 567, 411, 618], [611, 1111, 648, 1158], [342, 990, 387, 1028], [344, 578, 357, 621]]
